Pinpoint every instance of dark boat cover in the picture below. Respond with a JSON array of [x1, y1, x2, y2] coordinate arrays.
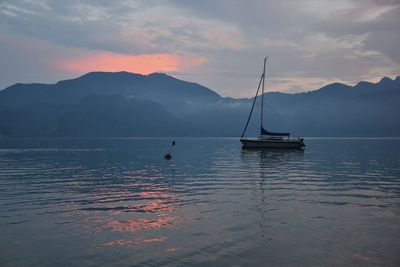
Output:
[[261, 126, 290, 136]]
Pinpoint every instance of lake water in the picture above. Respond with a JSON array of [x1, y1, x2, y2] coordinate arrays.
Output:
[[0, 138, 399, 266]]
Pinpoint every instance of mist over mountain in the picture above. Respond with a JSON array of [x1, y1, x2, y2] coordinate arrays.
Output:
[[0, 72, 399, 137]]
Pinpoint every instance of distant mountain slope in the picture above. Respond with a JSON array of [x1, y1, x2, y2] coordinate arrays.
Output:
[[53, 95, 195, 137], [0, 72, 220, 116], [0, 94, 196, 137], [260, 76, 400, 136], [0, 73, 399, 137]]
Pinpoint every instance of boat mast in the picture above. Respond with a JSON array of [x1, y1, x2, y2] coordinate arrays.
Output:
[[240, 57, 268, 139], [260, 57, 267, 132], [240, 64, 264, 139]]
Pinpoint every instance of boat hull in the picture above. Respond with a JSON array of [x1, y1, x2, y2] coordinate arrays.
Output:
[[240, 138, 305, 149]]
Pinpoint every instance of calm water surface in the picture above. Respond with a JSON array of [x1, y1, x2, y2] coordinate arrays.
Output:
[[0, 138, 399, 266]]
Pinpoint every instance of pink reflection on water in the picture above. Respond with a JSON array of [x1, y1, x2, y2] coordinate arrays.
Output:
[[99, 236, 167, 247], [104, 191, 176, 216], [103, 216, 176, 232], [88, 189, 179, 233]]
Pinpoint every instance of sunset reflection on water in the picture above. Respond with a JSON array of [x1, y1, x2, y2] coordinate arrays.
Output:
[[99, 236, 168, 248], [86, 188, 179, 247], [101, 215, 176, 232]]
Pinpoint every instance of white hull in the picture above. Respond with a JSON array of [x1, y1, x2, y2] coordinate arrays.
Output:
[[240, 138, 305, 149]]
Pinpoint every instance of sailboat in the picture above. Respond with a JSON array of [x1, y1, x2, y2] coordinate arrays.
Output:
[[240, 57, 305, 149]]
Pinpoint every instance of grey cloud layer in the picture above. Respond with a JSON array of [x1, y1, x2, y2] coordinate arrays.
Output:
[[0, 0, 399, 96]]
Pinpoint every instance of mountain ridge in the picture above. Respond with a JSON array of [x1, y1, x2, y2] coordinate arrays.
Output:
[[3, 71, 398, 96], [0, 72, 399, 137]]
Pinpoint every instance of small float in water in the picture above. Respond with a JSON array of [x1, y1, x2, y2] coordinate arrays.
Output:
[[164, 140, 175, 159]]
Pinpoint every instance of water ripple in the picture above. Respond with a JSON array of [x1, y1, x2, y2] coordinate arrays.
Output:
[[0, 138, 399, 266]]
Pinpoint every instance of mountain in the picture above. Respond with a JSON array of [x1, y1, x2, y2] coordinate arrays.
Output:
[[53, 94, 195, 137], [0, 72, 399, 137], [0, 72, 220, 116]]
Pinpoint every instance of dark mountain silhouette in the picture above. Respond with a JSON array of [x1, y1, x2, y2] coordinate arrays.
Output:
[[53, 95, 195, 137], [0, 72, 220, 116], [0, 72, 399, 137]]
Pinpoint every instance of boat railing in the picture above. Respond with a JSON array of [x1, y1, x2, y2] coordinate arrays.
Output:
[[260, 135, 303, 142]]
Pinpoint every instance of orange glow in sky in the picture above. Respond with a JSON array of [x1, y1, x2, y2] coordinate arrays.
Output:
[[57, 52, 205, 74]]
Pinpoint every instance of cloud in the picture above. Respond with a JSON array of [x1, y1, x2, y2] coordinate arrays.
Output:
[[54, 52, 204, 75], [0, 0, 399, 96], [316, 4, 400, 63]]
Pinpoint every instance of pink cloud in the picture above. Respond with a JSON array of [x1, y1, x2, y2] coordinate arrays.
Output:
[[55, 52, 205, 74]]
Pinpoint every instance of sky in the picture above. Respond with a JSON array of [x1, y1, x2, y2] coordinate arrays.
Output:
[[0, 0, 399, 97]]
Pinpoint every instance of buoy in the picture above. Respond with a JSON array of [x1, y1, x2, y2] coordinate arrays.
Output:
[[163, 140, 175, 160]]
